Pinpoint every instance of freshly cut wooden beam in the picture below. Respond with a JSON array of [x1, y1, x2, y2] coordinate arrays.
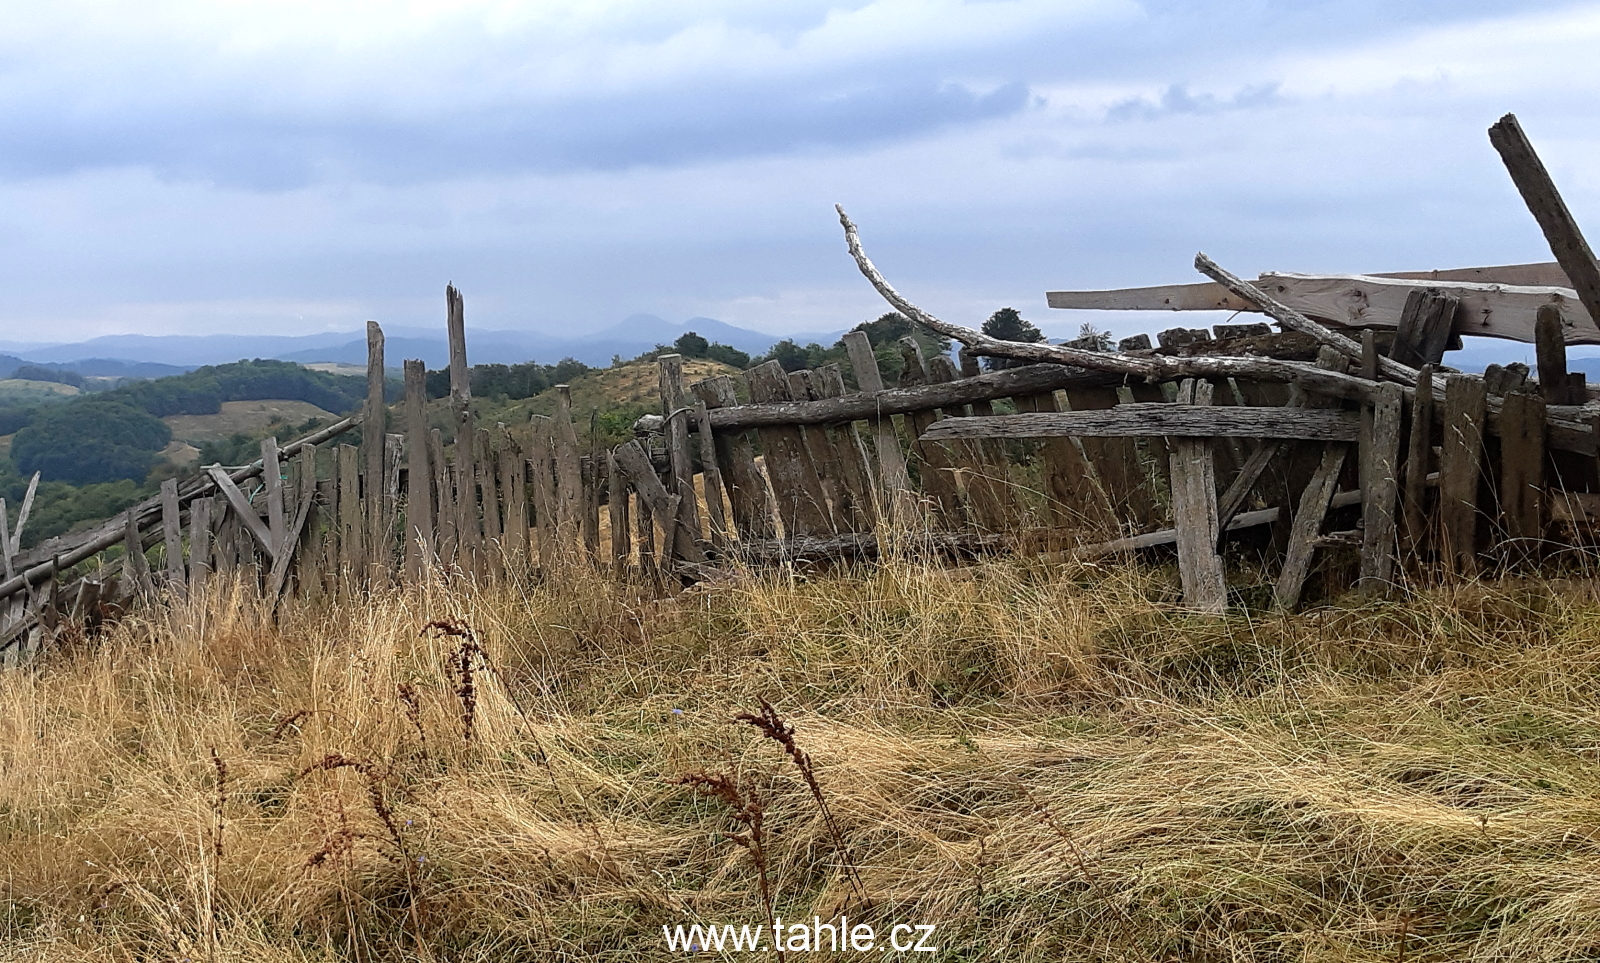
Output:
[[1256, 272, 1599, 344], [1051, 266, 1600, 345], [921, 406, 1361, 442]]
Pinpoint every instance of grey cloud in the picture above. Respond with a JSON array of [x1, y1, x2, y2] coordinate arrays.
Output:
[[1106, 82, 1283, 122]]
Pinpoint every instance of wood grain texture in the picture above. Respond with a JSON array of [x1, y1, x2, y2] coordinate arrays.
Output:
[[691, 375, 775, 539], [745, 361, 831, 537], [693, 401, 730, 545], [841, 331, 912, 494], [1168, 380, 1226, 613], [188, 497, 213, 592], [923, 406, 1362, 441], [1440, 374, 1489, 579], [363, 320, 387, 576], [813, 364, 878, 530], [612, 440, 704, 564], [161, 478, 185, 588], [446, 287, 480, 569], [607, 451, 631, 575], [1275, 443, 1348, 609], [659, 356, 703, 556], [1402, 364, 1435, 553], [1536, 303, 1572, 405], [403, 360, 433, 578], [1489, 113, 1600, 335], [1499, 389, 1546, 562], [207, 466, 276, 560], [1358, 382, 1403, 593], [336, 444, 363, 581]]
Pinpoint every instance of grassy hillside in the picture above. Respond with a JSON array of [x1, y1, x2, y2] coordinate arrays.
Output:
[[6, 560, 1600, 960], [0, 378, 79, 405], [163, 399, 339, 446]]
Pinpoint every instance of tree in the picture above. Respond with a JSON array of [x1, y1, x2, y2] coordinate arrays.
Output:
[[10, 397, 172, 485], [980, 308, 1045, 370], [762, 339, 812, 373], [674, 331, 710, 358]]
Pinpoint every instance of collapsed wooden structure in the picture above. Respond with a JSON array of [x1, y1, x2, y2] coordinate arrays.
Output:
[[5, 111, 1600, 661]]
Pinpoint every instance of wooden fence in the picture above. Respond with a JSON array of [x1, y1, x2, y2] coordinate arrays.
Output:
[[10, 110, 1600, 659]]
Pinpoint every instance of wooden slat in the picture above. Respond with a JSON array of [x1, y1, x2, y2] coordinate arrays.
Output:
[[206, 466, 277, 560], [476, 428, 504, 580], [1402, 364, 1436, 553], [403, 359, 434, 579], [693, 401, 731, 546], [1358, 383, 1403, 593], [363, 321, 388, 577], [1489, 113, 1600, 335], [499, 424, 528, 568], [446, 286, 480, 573], [528, 416, 557, 570], [659, 356, 705, 556], [812, 363, 877, 530], [188, 497, 213, 592], [1275, 443, 1348, 609], [691, 375, 775, 539], [265, 448, 319, 605], [161, 478, 185, 588], [1536, 303, 1573, 405], [261, 436, 286, 558], [337, 444, 363, 582], [607, 451, 631, 575], [612, 440, 705, 564], [790, 369, 851, 531], [429, 428, 457, 568], [7, 472, 38, 558], [924, 406, 1363, 441], [841, 331, 912, 495], [1440, 374, 1489, 579], [745, 361, 831, 536], [895, 338, 964, 526], [1499, 389, 1546, 564], [553, 386, 584, 546], [122, 511, 153, 599], [1168, 379, 1226, 613], [1066, 383, 1157, 531]]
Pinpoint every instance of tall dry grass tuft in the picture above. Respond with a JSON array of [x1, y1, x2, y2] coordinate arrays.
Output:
[[12, 562, 1600, 958], [671, 770, 780, 961]]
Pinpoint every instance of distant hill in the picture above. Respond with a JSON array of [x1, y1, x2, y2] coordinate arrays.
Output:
[[0, 316, 847, 371]]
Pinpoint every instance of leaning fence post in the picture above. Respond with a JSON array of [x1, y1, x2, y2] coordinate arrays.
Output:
[[161, 478, 186, 592]]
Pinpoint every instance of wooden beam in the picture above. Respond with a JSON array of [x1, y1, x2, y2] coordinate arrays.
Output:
[[922, 406, 1362, 442], [1489, 113, 1600, 335], [205, 466, 276, 560], [1046, 262, 1579, 313], [363, 320, 387, 578], [1274, 443, 1348, 609]]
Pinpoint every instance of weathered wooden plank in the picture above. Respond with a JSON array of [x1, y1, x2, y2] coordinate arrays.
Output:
[[607, 451, 631, 575], [188, 497, 213, 592], [583, 410, 602, 558], [923, 406, 1363, 441], [122, 511, 153, 599], [446, 286, 480, 572], [660, 356, 705, 556], [1536, 303, 1573, 405], [1489, 113, 1600, 335], [429, 428, 457, 568], [790, 369, 852, 531], [403, 360, 433, 579], [841, 331, 912, 495], [1358, 383, 1404, 593], [337, 444, 363, 582], [265, 448, 319, 605], [1066, 383, 1157, 531], [612, 440, 705, 564], [498, 425, 528, 569], [1275, 443, 1348, 609], [476, 428, 504, 580], [553, 386, 584, 547], [894, 339, 965, 526], [634, 479, 656, 585], [161, 478, 185, 589], [1439, 374, 1489, 579], [529, 416, 557, 570], [0, 501, 11, 583], [261, 436, 286, 558], [7, 472, 38, 558], [1402, 364, 1435, 553], [362, 321, 388, 577], [206, 466, 276, 559], [1080, 490, 1364, 557], [691, 375, 775, 539], [1168, 380, 1226, 613], [1499, 389, 1546, 564], [812, 364, 877, 530], [693, 401, 731, 546], [745, 361, 832, 536]]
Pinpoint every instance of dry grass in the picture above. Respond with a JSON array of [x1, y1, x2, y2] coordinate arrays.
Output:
[[6, 559, 1600, 960]]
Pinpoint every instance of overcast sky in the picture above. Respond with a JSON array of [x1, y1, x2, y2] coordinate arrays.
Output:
[[2, 0, 1598, 346]]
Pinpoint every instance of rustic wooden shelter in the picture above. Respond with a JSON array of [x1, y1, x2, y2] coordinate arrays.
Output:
[[5, 111, 1600, 662]]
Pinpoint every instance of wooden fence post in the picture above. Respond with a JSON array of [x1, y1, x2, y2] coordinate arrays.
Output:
[[1358, 382, 1403, 594], [363, 321, 388, 580], [842, 331, 911, 507], [1440, 374, 1488, 580], [161, 478, 185, 591], [446, 285, 481, 576], [1168, 379, 1226, 613], [403, 360, 433, 580], [659, 355, 705, 556]]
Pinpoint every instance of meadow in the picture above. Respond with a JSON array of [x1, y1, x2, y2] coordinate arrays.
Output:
[[5, 557, 1600, 961]]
